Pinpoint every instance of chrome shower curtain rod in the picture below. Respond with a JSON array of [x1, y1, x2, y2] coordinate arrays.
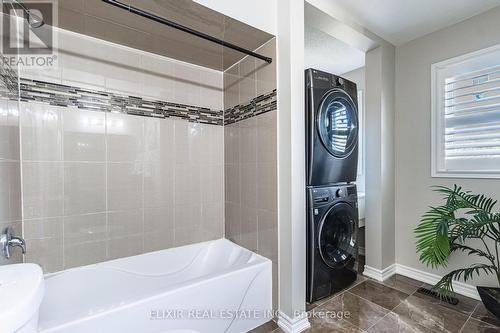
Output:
[[101, 0, 273, 64]]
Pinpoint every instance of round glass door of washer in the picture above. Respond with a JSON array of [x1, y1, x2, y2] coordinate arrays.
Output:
[[317, 89, 358, 158], [318, 202, 357, 268]]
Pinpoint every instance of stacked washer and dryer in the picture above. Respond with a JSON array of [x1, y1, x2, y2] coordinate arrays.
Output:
[[305, 69, 360, 303]]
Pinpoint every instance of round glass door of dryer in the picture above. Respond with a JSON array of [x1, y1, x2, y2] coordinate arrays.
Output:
[[318, 202, 357, 268], [317, 89, 358, 158]]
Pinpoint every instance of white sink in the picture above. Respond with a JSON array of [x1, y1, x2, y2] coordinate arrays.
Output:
[[0, 264, 44, 333]]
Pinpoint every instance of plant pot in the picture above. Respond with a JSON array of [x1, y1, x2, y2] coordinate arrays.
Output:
[[477, 286, 500, 319]]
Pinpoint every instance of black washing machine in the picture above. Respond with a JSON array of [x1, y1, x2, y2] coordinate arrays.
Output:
[[306, 184, 359, 303], [305, 68, 359, 186]]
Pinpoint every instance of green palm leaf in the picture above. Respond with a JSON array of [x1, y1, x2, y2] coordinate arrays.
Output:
[[415, 186, 500, 297]]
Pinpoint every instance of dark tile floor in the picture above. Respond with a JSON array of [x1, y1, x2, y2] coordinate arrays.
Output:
[[251, 274, 500, 333]]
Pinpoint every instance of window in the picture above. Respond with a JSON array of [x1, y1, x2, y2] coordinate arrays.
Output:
[[431, 44, 500, 178]]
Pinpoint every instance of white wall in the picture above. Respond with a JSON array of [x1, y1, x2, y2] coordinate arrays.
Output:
[[395, 6, 500, 287]]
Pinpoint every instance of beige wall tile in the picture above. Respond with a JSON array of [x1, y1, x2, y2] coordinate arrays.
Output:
[[140, 55, 176, 102], [20, 103, 62, 162], [24, 217, 64, 272], [64, 213, 107, 244], [0, 161, 21, 222], [200, 70, 224, 110], [174, 63, 201, 107], [240, 163, 258, 209], [60, 54, 107, 91], [144, 118, 175, 163], [0, 100, 20, 161], [187, 122, 206, 164], [240, 205, 258, 251], [224, 123, 240, 165], [106, 113, 144, 162], [174, 119, 189, 164], [25, 237, 64, 272], [201, 165, 224, 205], [144, 161, 174, 209], [224, 164, 240, 204], [238, 56, 257, 104], [225, 201, 241, 243], [65, 240, 107, 268], [24, 217, 63, 244], [201, 202, 224, 241], [257, 209, 278, 262], [101, 46, 143, 96], [144, 207, 174, 252], [64, 162, 106, 215], [22, 161, 63, 219], [257, 162, 278, 212], [208, 125, 224, 165], [174, 164, 202, 206], [107, 210, 143, 239], [107, 162, 143, 211], [223, 65, 239, 110], [239, 117, 258, 163], [63, 109, 106, 162], [174, 204, 203, 246], [257, 111, 277, 163], [107, 235, 143, 260], [222, 36, 277, 264], [256, 38, 277, 96]]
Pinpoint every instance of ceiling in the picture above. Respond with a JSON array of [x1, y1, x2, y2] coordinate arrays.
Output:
[[304, 26, 365, 75], [38, 0, 272, 71], [326, 0, 500, 45]]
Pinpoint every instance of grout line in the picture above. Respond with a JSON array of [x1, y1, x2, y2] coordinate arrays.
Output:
[[60, 109, 65, 269], [104, 112, 109, 260], [141, 118, 145, 253], [17, 99, 25, 264], [458, 302, 479, 333], [358, 287, 408, 332]]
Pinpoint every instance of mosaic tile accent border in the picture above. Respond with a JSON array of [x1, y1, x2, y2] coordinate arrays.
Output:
[[0, 57, 19, 99], [17, 78, 224, 125], [1, 70, 277, 126], [224, 89, 277, 125]]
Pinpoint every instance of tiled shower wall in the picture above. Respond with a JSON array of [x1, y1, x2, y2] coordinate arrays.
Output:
[[0, 9, 22, 266], [223, 38, 278, 307], [19, 29, 224, 272], [0, 69, 22, 266]]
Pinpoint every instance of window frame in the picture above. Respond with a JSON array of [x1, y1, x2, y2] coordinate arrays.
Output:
[[431, 43, 500, 179]]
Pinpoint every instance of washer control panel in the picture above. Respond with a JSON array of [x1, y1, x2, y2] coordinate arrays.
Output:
[[311, 184, 357, 206]]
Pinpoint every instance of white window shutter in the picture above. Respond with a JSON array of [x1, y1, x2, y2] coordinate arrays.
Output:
[[432, 44, 500, 178]]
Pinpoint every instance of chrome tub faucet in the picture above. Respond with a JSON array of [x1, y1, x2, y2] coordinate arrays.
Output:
[[0, 227, 26, 259]]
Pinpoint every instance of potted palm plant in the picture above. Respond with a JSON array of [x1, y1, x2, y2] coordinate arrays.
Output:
[[415, 185, 500, 318]]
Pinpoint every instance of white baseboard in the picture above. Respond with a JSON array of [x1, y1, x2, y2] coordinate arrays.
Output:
[[277, 311, 311, 333], [363, 264, 396, 282], [395, 264, 480, 300], [363, 263, 480, 300]]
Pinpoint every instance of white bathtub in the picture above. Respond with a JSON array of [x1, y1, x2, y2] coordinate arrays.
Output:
[[37, 239, 272, 333]]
